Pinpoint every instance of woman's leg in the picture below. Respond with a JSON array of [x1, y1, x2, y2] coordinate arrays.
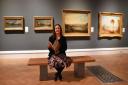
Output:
[[55, 64, 64, 81], [57, 67, 64, 80]]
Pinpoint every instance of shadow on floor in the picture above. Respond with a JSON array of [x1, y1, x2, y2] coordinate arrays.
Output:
[[47, 70, 94, 82]]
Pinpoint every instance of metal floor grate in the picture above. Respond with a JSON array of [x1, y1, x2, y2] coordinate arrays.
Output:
[[87, 66, 123, 83]]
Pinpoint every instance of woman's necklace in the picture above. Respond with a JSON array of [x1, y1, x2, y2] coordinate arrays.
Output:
[[56, 34, 60, 40], [57, 36, 60, 40]]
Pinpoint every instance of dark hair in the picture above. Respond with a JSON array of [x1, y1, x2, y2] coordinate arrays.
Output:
[[53, 24, 63, 38]]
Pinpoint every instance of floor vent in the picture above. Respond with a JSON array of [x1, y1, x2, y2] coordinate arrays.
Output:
[[87, 66, 123, 83]]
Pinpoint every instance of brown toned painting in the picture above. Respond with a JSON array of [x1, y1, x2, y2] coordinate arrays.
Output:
[[33, 16, 53, 31], [4, 16, 24, 31], [62, 9, 91, 37]]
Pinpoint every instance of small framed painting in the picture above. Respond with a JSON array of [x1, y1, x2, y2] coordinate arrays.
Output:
[[33, 16, 53, 31], [4, 16, 24, 31]]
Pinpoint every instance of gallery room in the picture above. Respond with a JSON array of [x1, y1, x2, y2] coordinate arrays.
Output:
[[0, 0, 128, 85]]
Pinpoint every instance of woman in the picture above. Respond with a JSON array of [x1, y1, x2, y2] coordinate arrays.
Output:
[[48, 24, 72, 81]]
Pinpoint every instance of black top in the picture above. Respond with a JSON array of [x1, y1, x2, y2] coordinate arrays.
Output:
[[48, 35, 67, 58]]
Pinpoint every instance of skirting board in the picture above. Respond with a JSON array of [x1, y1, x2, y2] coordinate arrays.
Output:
[[0, 47, 128, 58]]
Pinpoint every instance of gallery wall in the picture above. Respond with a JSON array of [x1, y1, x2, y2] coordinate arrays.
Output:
[[0, 0, 128, 51]]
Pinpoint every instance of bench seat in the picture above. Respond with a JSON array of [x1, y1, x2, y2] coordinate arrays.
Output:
[[28, 56, 95, 81]]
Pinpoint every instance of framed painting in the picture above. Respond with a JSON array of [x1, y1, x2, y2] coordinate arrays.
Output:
[[4, 16, 24, 31], [99, 12, 123, 37], [62, 9, 91, 37], [33, 16, 53, 31]]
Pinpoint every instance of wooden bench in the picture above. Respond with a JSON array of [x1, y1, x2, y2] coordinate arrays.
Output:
[[28, 56, 95, 81]]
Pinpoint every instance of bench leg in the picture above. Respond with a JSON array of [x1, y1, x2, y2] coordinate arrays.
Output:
[[40, 65, 48, 81], [74, 63, 85, 78]]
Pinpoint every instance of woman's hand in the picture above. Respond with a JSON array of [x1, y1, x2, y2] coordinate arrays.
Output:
[[48, 42, 53, 49]]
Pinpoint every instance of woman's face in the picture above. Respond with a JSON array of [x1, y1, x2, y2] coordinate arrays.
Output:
[[55, 25, 61, 35]]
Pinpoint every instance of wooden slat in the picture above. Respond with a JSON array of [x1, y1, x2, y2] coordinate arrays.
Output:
[[28, 56, 95, 66], [72, 56, 95, 63], [28, 58, 48, 65]]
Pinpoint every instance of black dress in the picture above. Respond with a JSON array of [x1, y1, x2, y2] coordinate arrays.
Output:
[[48, 35, 67, 58], [48, 35, 72, 69]]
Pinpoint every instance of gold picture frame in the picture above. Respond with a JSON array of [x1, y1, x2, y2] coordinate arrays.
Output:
[[99, 12, 123, 37], [33, 16, 53, 31], [4, 16, 24, 31], [62, 9, 91, 37]]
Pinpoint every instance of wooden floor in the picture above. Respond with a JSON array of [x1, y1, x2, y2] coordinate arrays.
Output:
[[0, 53, 128, 85]]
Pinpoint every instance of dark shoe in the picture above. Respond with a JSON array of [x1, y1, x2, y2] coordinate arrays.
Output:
[[54, 73, 58, 81], [54, 77, 57, 81], [59, 74, 63, 81]]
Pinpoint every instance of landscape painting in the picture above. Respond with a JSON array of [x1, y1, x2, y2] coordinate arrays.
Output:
[[62, 9, 91, 37], [34, 16, 53, 31], [4, 16, 24, 31]]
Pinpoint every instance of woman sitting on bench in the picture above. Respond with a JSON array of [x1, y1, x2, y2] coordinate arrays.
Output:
[[48, 24, 72, 81]]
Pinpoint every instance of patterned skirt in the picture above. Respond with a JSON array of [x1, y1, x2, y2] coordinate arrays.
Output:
[[48, 54, 72, 69]]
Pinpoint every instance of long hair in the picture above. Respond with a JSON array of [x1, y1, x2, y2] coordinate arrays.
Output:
[[53, 24, 63, 38]]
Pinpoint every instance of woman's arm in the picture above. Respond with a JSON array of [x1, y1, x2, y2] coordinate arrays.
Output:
[[48, 41, 53, 49], [59, 37, 67, 53], [48, 36, 55, 54]]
